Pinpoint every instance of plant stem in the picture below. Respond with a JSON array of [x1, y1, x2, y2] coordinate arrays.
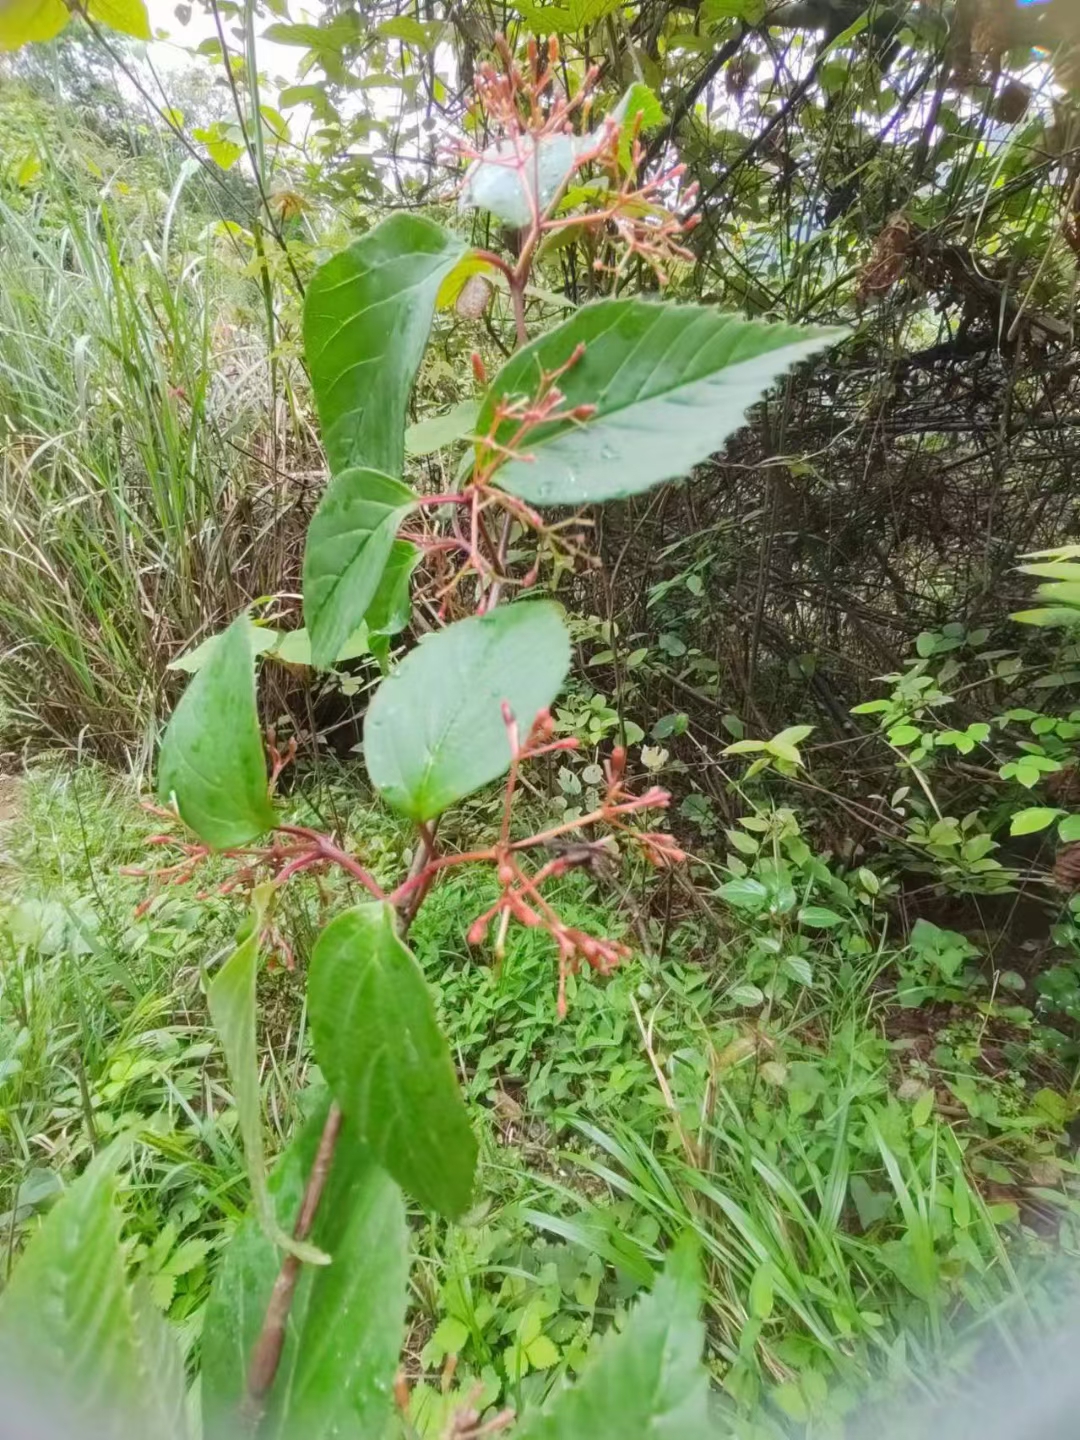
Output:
[[242, 822, 445, 1415], [510, 278, 529, 348], [243, 1101, 344, 1421]]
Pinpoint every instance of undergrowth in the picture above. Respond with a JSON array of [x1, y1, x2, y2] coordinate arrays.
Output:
[[3, 762, 1079, 1435]]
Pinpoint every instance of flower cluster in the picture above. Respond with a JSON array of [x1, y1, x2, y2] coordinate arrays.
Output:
[[130, 709, 686, 1015]]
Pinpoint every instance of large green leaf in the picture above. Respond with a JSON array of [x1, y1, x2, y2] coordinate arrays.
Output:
[[476, 299, 844, 504], [0, 1152, 188, 1439], [303, 214, 466, 477], [515, 1239, 711, 1440], [87, 0, 151, 39], [202, 1093, 408, 1440], [308, 903, 477, 1218], [157, 613, 275, 849], [302, 467, 415, 670], [0, 0, 68, 50], [364, 601, 570, 821], [208, 889, 322, 1265]]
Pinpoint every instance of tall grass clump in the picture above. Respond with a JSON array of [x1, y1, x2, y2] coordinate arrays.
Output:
[[0, 93, 313, 762]]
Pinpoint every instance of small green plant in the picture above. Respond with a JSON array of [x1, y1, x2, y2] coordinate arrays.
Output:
[[0, 35, 844, 1440]]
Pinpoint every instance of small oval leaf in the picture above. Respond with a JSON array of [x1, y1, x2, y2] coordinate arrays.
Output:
[[1009, 806, 1060, 836]]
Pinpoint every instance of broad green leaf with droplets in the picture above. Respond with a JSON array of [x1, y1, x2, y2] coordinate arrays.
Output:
[[303, 214, 465, 477], [0, 0, 68, 50], [461, 132, 581, 229], [0, 1152, 189, 1438], [201, 1092, 408, 1440], [477, 299, 845, 504], [157, 613, 275, 848], [208, 888, 326, 1266], [364, 602, 570, 821], [309, 903, 477, 1217], [514, 1238, 712, 1439], [302, 468, 415, 670]]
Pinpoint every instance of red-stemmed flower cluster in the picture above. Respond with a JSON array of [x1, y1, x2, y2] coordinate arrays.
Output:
[[128, 709, 684, 1011]]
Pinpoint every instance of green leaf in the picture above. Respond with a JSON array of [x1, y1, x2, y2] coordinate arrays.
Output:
[[303, 468, 415, 670], [477, 300, 843, 504], [911, 1089, 935, 1128], [850, 699, 893, 714], [888, 724, 921, 746], [1009, 806, 1061, 836], [461, 132, 580, 229], [771, 724, 814, 748], [513, 0, 622, 27], [1019, 561, 1080, 581], [1059, 814, 1080, 842], [728, 983, 765, 1007], [366, 539, 420, 637], [610, 83, 666, 170], [527, 1333, 561, 1369], [87, 0, 151, 38], [202, 1094, 408, 1440], [168, 623, 280, 674], [208, 889, 323, 1265], [797, 906, 844, 929], [268, 625, 370, 667], [724, 738, 766, 756], [0, 0, 68, 50], [303, 214, 466, 477], [377, 14, 440, 45], [1011, 606, 1080, 628], [717, 877, 768, 909], [364, 602, 570, 821], [514, 1238, 711, 1440], [748, 1260, 774, 1320], [158, 613, 275, 849], [309, 903, 477, 1217], [0, 1152, 188, 1438], [193, 124, 245, 171], [405, 400, 479, 456], [782, 954, 814, 985], [1037, 581, 1080, 606]]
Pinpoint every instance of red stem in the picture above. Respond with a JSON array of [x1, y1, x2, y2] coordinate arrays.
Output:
[[387, 846, 497, 907], [244, 1103, 343, 1421]]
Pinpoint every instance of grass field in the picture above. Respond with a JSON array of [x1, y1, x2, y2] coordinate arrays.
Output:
[[3, 761, 1079, 1435]]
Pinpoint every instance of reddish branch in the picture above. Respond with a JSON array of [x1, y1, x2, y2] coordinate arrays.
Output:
[[243, 1102, 343, 1422]]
